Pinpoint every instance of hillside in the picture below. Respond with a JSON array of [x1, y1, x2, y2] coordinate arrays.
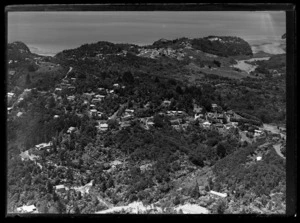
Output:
[[6, 38, 286, 214]]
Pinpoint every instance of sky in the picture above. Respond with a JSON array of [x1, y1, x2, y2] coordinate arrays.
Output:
[[7, 11, 286, 56]]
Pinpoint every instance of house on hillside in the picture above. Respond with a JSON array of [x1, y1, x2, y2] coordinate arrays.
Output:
[[181, 123, 189, 130], [211, 103, 218, 111], [67, 126, 76, 134], [172, 125, 181, 131], [7, 107, 13, 114], [113, 83, 120, 88], [202, 121, 211, 128], [54, 185, 67, 193], [16, 205, 37, 213], [62, 79, 69, 83], [8, 70, 16, 75], [193, 107, 203, 114], [231, 122, 238, 127], [97, 111, 103, 117], [91, 98, 102, 104], [224, 123, 234, 130], [125, 109, 134, 113], [122, 114, 133, 121], [254, 129, 263, 137], [35, 142, 52, 151], [256, 156, 262, 161], [67, 95, 75, 101], [90, 109, 98, 117], [209, 190, 227, 198], [83, 92, 95, 101], [147, 121, 155, 127], [55, 88, 62, 93], [162, 100, 171, 107], [7, 92, 15, 104], [170, 119, 181, 125], [215, 123, 224, 129], [95, 94, 105, 99], [194, 113, 204, 120], [110, 160, 122, 167], [120, 121, 131, 129], [98, 123, 108, 132], [67, 86, 76, 92]]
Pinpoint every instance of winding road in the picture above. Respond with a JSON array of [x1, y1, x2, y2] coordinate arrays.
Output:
[[64, 66, 73, 79], [262, 124, 286, 159]]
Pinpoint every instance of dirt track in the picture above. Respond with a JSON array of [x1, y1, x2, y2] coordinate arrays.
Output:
[[273, 143, 285, 159]]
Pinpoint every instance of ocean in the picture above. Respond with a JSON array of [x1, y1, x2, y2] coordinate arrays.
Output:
[[8, 11, 286, 57]]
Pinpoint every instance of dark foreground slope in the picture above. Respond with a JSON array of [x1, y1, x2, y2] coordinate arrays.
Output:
[[7, 38, 285, 214]]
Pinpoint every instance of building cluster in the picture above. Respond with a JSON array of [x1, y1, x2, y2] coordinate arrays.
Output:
[[137, 47, 186, 60]]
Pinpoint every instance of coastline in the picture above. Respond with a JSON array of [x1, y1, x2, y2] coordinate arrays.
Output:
[[26, 38, 286, 58]]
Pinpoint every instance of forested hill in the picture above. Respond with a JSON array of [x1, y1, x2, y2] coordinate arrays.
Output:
[[7, 41, 34, 61], [150, 36, 253, 57]]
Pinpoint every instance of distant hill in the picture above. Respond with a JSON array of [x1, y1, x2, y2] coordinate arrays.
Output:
[[55, 35, 253, 61], [192, 36, 253, 57], [7, 41, 34, 61]]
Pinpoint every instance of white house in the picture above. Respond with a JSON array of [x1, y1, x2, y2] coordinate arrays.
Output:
[[55, 88, 62, 93], [7, 92, 14, 99], [256, 156, 262, 161], [16, 112, 23, 117], [162, 100, 171, 107], [194, 113, 204, 120], [99, 123, 108, 131], [9, 70, 16, 75], [113, 83, 120, 88], [67, 126, 76, 134], [54, 185, 68, 193], [67, 95, 75, 101], [95, 94, 105, 99], [202, 121, 211, 128], [16, 205, 37, 213], [110, 160, 122, 168], [254, 129, 263, 137], [90, 109, 98, 116], [209, 190, 227, 198], [125, 109, 134, 113], [91, 98, 101, 103], [35, 142, 52, 150]]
